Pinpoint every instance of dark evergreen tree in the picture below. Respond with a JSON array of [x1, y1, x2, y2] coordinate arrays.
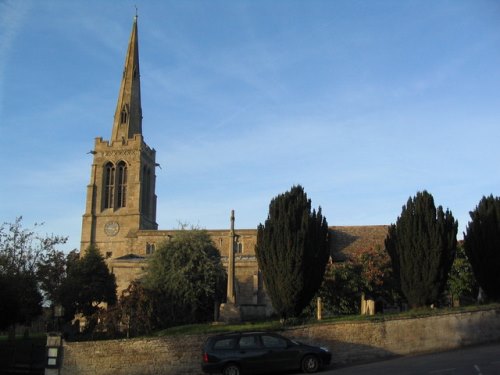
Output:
[[385, 191, 457, 308], [255, 185, 329, 320], [60, 245, 117, 320], [463, 195, 500, 301]]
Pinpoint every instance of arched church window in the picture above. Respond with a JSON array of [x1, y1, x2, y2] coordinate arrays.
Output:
[[236, 242, 243, 254], [103, 162, 115, 209], [117, 161, 127, 208]]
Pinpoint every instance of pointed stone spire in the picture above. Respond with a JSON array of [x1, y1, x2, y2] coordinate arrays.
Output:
[[111, 15, 142, 142]]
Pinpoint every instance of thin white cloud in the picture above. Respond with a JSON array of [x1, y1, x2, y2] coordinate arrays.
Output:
[[2, 1, 499, 252]]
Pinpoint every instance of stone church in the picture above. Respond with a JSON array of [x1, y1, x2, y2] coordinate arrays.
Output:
[[80, 17, 388, 319]]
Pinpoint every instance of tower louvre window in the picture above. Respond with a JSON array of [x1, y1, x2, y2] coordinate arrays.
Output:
[[120, 105, 129, 124], [117, 161, 127, 208], [103, 162, 115, 209]]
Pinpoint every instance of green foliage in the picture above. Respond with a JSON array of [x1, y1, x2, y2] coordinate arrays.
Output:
[[0, 274, 18, 330], [318, 262, 363, 315], [59, 245, 117, 321], [351, 246, 393, 294], [91, 281, 157, 338], [118, 281, 156, 335], [37, 249, 68, 305], [315, 247, 398, 316], [0, 217, 68, 276], [255, 185, 329, 320], [143, 229, 226, 327], [0, 217, 67, 329], [385, 191, 458, 308], [447, 243, 478, 305], [463, 195, 500, 301], [0, 272, 42, 330]]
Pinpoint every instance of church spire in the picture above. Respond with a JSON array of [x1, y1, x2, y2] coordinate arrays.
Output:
[[111, 15, 142, 142]]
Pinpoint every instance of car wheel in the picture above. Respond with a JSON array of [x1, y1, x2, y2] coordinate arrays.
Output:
[[301, 354, 320, 373], [222, 363, 240, 375]]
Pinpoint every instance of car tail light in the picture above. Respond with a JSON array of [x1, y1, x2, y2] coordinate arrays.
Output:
[[203, 352, 209, 363]]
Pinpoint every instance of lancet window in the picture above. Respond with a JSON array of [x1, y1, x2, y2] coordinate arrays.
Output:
[[116, 161, 127, 208], [103, 162, 115, 209]]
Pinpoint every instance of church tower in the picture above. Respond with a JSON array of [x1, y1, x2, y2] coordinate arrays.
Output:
[[80, 16, 157, 259]]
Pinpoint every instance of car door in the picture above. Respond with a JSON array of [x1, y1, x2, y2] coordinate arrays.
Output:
[[237, 334, 268, 373], [259, 334, 301, 372]]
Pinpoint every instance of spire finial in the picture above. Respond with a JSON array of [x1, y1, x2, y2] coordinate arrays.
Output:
[[134, 5, 138, 20]]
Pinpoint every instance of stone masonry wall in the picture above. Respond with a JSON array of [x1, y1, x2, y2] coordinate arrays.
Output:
[[61, 307, 500, 375], [287, 307, 500, 366]]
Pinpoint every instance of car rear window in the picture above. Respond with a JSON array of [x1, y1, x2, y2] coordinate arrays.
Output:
[[213, 338, 236, 349]]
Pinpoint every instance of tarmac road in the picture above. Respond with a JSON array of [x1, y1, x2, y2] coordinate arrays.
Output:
[[322, 342, 500, 375]]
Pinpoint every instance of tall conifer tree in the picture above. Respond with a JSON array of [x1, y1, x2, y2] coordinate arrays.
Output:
[[59, 245, 117, 319], [385, 191, 457, 308], [255, 185, 329, 319], [463, 195, 500, 301]]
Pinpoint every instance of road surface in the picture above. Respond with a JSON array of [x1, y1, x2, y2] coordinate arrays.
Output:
[[323, 342, 500, 375]]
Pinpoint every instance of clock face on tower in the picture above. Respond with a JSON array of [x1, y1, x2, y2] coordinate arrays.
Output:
[[104, 221, 120, 236]]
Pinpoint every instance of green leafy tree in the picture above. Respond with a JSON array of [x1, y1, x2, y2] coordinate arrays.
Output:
[[92, 281, 156, 339], [318, 261, 363, 315], [0, 272, 43, 330], [117, 281, 156, 336], [255, 185, 329, 320], [385, 191, 458, 308], [463, 195, 500, 301], [0, 217, 67, 276], [316, 247, 398, 316], [0, 217, 67, 329], [60, 245, 117, 321], [37, 249, 68, 305], [0, 273, 20, 330], [447, 243, 478, 306], [351, 246, 393, 294], [143, 229, 226, 326]]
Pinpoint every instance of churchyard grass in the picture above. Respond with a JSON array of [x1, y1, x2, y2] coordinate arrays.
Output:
[[153, 303, 500, 337]]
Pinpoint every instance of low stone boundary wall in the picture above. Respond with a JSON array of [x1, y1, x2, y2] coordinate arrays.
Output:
[[61, 307, 500, 375], [288, 307, 500, 366]]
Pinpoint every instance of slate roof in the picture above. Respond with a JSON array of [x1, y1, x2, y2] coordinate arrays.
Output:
[[329, 225, 389, 261], [113, 253, 145, 261]]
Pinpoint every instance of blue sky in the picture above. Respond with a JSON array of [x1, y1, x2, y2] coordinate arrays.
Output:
[[1, 0, 499, 252]]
